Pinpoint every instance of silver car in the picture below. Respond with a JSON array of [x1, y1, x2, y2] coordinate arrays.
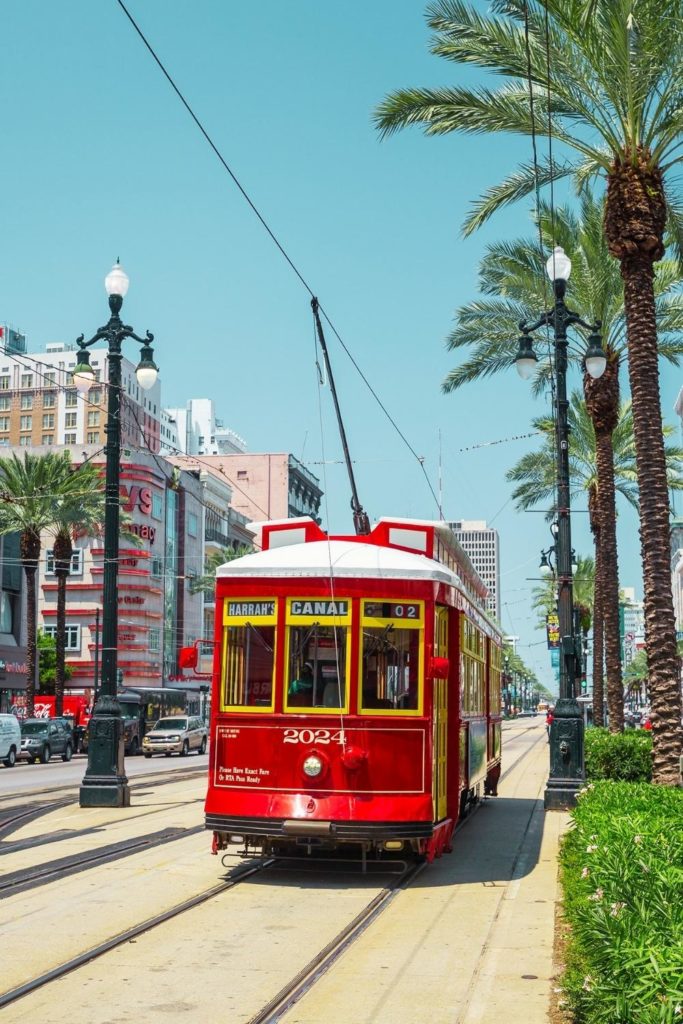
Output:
[[142, 716, 207, 758]]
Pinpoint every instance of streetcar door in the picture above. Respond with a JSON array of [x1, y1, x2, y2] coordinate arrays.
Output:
[[432, 607, 449, 821]]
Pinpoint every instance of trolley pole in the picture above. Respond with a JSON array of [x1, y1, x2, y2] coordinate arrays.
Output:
[[513, 246, 607, 810]]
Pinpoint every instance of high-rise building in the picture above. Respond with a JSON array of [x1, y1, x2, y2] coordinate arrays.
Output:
[[0, 343, 160, 452], [620, 587, 645, 665], [161, 398, 246, 457], [448, 519, 501, 621]]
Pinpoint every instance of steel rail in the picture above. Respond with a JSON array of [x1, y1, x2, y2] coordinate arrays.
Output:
[[246, 726, 544, 1024], [0, 824, 206, 899], [245, 859, 426, 1024], [0, 858, 273, 1011]]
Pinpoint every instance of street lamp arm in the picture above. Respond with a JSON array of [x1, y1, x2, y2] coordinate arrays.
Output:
[[125, 329, 155, 346], [519, 312, 552, 334]]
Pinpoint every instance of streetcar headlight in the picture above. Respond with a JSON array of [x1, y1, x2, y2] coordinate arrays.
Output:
[[302, 755, 323, 778]]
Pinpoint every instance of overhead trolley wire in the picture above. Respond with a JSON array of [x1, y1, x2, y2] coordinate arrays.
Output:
[[115, 0, 441, 516]]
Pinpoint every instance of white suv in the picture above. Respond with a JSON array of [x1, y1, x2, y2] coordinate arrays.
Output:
[[142, 716, 208, 758]]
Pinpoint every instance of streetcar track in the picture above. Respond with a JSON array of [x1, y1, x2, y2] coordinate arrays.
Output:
[[247, 726, 544, 1024], [0, 728, 543, 1016], [0, 824, 205, 899], [0, 858, 272, 1011]]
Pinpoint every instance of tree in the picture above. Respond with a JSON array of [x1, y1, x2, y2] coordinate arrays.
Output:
[[508, 393, 683, 729], [190, 545, 253, 598], [375, 0, 683, 781], [36, 630, 73, 695], [0, 453, 80, 717], [50, 458, 106, 716], [440, 194, 683, 729]]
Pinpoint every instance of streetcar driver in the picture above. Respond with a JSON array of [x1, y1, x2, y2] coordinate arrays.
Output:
[[288, 661, 315, 705]]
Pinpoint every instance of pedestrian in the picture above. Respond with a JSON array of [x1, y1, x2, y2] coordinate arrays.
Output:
[[546, 708, 554, 742]]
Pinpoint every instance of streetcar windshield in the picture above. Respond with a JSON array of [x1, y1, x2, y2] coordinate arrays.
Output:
[[286, 625, 347, 710], [222, 624, 275, 709], [360, 627, 421, 713]]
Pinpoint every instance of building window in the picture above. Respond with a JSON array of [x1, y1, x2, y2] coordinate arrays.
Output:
[[43, 414, 55, 429], [19, 436, 31, 446], [150, 556, 162, 579], [65, 390, 78, 407], [20, 415, 32, 430], [152, 493, 163, 521], [20, 394, 33, 410], [148, 628, 161, 653], [65, 412, 78, 428], [237, 470, 247, 480], [86, 431, 99, 444], [43, 392, 56, 409], [89, 389, 102, 405], [87, 411, 99, 427], [20, 373, 33, 388], [187, 512, 198, 538], [0, 417, 9, 432], [46, 548, 83, 575], [44, 371, 56, 385], [42, 434, 54, 445], [44, 623, 81, 652], [0, 377, 9, 391], [64, 432, 76, 444], [0, 397, 9, 412]]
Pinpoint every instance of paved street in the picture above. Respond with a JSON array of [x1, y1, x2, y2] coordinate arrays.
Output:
[[0, 717, 566, 1024]]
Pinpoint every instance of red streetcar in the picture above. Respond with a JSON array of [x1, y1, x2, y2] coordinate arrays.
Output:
[[197, 515, 504, 863]]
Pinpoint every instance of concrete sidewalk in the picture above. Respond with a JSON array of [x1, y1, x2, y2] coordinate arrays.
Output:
[[1, 724, 569, 1024]]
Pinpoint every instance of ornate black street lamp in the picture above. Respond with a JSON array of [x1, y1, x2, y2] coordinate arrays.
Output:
[[74, 261, 158, 808], [514, 245, 606, 810]]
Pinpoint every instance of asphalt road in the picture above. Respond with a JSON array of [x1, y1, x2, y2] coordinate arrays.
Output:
[[0, 749, 208, 797]]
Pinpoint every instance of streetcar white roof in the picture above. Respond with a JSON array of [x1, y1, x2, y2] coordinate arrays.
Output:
[[216, 539, 459, 586]]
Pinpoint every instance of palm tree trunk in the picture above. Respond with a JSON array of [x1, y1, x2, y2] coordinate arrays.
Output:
[[621, 254, 682, 782], [592, 542, 605, 727], [595, 429, 624, 732]]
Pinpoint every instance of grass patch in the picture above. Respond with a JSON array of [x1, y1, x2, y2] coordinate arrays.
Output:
[[559, 781, 683, 1023], [584, 727, 652, 782]]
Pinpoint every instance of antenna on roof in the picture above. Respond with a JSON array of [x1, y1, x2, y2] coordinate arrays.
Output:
[[311, 297, 370, 536]]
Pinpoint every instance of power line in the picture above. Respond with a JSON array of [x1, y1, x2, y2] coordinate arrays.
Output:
[[115, 0, 440, 516]]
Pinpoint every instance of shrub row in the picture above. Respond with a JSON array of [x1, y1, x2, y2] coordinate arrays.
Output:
[[560, 781, 683, 1023], [584, 727, 652, 782]]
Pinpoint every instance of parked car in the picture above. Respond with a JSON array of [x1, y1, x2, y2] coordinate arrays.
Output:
[[19, 718, 73, 763], [142, 716, 207, 758], [0, 713, 21, 768]]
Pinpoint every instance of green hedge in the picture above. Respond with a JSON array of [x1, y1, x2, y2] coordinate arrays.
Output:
[[560, 782, 683, 1023], [584, 727, 652, 782]]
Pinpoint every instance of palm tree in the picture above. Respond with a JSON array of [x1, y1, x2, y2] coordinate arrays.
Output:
[[376, 0, 683, 782], [508, 393, 683, 729], [190, 545, 253, 598], [50, 459, 106, 716], [441, 195, 683, 732], [0, 453, 80, 717]]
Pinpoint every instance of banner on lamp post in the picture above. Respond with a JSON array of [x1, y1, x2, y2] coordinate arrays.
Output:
[[546, 612, 560, 649]]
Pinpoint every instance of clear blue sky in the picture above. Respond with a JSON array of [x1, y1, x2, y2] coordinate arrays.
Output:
[[2, 1, 680, 691]]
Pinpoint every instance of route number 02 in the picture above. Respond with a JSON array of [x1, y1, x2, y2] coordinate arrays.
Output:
[[283, 728, 345, 745]]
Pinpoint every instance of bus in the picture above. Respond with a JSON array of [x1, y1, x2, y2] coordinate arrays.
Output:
[[82, 687, 187, 755]]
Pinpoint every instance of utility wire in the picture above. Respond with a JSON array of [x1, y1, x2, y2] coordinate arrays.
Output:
[[115, 0, 440, 516]]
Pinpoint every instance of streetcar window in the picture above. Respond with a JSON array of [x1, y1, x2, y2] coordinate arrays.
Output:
[[286, 625, 347, 711], [222, 624, 276, 709], [360, 627, 421, 714]]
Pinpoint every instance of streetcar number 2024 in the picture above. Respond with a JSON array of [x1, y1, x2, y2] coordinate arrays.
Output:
[[283, 728, 345, 745]]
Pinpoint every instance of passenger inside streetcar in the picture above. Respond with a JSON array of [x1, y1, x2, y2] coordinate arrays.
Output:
[[286, 625, 347, 709]]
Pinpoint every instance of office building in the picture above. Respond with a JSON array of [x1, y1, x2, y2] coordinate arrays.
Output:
[[448, 519, 501, 621]]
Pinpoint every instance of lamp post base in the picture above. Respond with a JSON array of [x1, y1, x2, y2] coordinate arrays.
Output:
[[544, 778, 581, 811], [79, 777, 131, 808], [79, 694, 130, 808], [544, 697, 585, 812]]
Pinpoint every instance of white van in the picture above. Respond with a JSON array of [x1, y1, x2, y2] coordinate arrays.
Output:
[[0, 713, 21, 768]]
